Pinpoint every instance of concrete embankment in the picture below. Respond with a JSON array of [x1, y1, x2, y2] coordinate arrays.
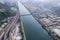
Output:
[[17, 2, 26, 40], [19, 17, 26, 40]]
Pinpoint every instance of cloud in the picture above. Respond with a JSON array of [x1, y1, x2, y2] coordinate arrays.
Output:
[[19, 0, 28, 2], [34, 0, 53, 2]]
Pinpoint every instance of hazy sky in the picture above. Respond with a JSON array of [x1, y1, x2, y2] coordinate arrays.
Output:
[[21, 0, 47, 1], [18, 0, 60, 3], [1, 0, 60, 3], [34, 0, 52, 2]]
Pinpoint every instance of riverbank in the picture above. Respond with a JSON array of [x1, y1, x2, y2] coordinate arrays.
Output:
[[17, 1, 26, 40], [19, 17, 26, 40], [31, 14, 55, 40], [9, 18, 26, 40], [32, 14, 60, 40]]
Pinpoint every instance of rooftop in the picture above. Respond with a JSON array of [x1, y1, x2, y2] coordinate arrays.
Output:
[[53, 29, 60, 37]]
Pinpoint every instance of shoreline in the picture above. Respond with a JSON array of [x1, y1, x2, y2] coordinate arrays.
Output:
[[20, 16, 26, 40], [31, 14, 59, 40]]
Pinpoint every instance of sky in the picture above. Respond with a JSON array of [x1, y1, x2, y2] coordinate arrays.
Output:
[[34, 0, 52, 2], [1, 0, 60, 3], [20, 0, 44, 1], [18, 0, 60, 3]]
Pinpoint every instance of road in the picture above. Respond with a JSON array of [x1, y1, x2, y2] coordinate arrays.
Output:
[[0, 1, 26, 40], [4, 12, 20, 40]]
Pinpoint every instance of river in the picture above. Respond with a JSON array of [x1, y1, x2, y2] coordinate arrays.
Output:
[[18, 2, 53, 40]]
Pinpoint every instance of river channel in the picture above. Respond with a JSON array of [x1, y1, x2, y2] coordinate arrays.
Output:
[[18, 2, 53, 40]]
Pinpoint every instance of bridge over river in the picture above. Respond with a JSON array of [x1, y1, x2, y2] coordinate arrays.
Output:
[[20, 14, 31, 16]]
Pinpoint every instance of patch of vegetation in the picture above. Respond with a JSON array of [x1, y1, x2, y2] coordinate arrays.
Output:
[[0, 2, 16, 26], [0, 30, 3, 36]]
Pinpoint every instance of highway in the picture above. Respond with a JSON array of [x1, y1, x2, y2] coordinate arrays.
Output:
[[4, 12, 20, 40], [0, 1, 26, 40], [0, 1, 20, 40], [0, 9, 20, 40]]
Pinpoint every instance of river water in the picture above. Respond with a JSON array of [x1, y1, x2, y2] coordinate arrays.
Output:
[[18, 2, 53, 40]]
